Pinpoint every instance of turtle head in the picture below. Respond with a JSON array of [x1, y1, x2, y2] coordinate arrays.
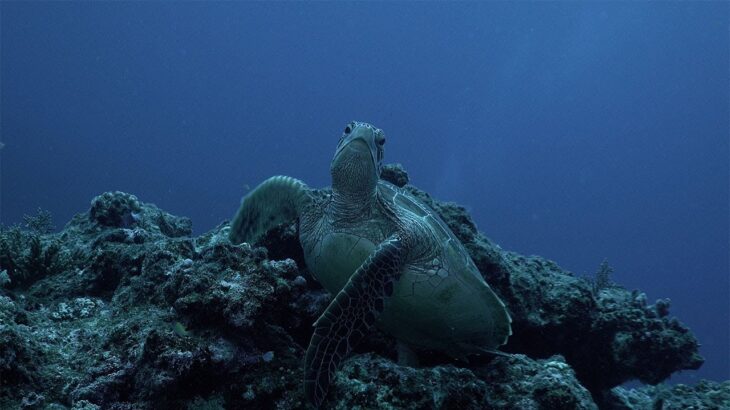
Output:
[[331, 121, 385, 196]]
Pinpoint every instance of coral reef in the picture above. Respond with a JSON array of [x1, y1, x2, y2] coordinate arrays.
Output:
[[0, 167, 722, 409]]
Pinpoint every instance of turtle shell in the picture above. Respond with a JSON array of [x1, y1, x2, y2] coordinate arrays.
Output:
[[376, 182, 511, 355], [300, 180, 512, 357]]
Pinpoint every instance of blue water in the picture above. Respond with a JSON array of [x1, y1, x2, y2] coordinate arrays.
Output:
[[2, 3, 728, 384]]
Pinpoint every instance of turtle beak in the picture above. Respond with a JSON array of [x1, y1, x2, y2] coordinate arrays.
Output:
[[334, 127, 380, 171]]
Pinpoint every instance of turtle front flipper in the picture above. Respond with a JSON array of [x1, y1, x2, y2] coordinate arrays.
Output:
[[304, 235, 408, 407], [229, 176, 312, 244]]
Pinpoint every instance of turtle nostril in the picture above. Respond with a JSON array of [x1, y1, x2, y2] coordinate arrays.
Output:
[[378, 137, 386, 146], [344, 126, 351, 134]]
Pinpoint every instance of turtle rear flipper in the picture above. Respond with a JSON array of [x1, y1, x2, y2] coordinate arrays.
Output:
[[229, 175, 312, 244], [304, 235, 408, 407]]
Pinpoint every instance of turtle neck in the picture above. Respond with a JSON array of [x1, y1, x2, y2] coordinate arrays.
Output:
[[330, 186, 378, 223]]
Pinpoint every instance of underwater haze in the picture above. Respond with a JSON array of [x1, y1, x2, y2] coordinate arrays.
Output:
[[1, 1, 728, 385]]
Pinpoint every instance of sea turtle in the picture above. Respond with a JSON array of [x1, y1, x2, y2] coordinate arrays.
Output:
[[228, 121, 512, 407]]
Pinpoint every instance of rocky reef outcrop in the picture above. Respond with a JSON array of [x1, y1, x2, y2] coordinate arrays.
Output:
[[0, 165, 723, 409]]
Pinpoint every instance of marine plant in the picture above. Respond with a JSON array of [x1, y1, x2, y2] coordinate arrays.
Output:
[[0, 211, 65, 288], [22, 208, 55, 234], [592, 258, 614, 293]]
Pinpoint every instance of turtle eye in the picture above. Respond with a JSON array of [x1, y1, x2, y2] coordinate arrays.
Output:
[[344, 125, 352, 134]]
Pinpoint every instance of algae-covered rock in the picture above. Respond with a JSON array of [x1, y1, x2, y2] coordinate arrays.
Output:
[[0, 192, 311, 409], [329, 353, 597, 410], [88, 191, 192, 237], [380, 163, 410, 187], [89, 191, 143, 228], [606, 380, 730, 409], [0, 296, 42, 398]]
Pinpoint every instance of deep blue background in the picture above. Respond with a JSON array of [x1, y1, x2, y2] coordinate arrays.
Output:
[[2, 2, 728, 383]]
